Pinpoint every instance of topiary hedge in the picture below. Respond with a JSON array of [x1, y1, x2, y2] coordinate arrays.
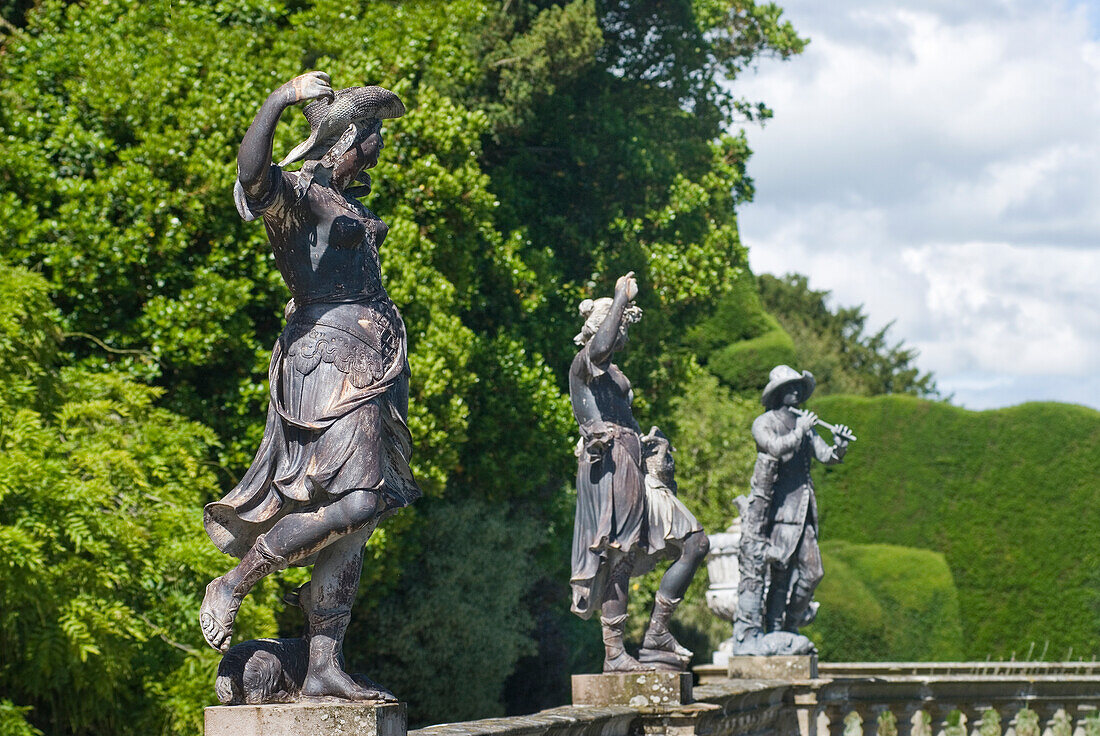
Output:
[[808, 394, 1100, 660], [809, 541, 964, 661]]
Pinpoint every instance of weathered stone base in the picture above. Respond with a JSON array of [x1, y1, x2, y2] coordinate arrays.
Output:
[[205, 701, 406, 736], [572, 672, 692, 708], [727, 654, 817, 680]]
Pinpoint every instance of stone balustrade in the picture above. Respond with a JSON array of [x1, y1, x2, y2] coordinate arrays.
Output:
[[408, 663, 1100, 736]]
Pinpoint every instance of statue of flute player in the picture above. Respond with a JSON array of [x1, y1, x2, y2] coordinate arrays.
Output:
[[733, 365, 855, 656]]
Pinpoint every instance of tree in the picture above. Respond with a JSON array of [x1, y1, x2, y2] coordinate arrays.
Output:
[[0, 267, 279, 736], [758, 273, 939, 398]]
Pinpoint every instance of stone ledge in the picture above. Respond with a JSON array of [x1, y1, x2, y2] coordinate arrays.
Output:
[[205, 701, 406, 736], [410, 704, 637, 736], [573, 672, 692, 708], [728, 655, 817, 680]]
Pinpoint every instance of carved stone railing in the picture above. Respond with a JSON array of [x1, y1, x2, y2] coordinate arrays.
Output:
[[409, 663, 1100, 736], [795, 666, 1100, 736]]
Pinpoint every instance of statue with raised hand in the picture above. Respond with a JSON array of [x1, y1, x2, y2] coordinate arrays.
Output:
[[568, 273, 710, 672], [199, 72, 418, 703]]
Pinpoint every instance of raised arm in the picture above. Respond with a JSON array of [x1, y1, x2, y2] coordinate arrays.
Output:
[[812, 424, 850, 465], [587, 272, 638, 365], [238, 71, 334, 198]]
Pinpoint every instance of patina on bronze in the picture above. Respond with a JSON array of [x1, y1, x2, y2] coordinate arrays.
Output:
[[568, 272, 710, 672], [199, 72, 418, 703], [732, 365, 854, 656]]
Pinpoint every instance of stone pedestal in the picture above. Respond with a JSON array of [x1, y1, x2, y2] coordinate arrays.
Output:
[[572, 672, 692, 708], [727, 654, 817, 680], [205, 701, 406, 736]]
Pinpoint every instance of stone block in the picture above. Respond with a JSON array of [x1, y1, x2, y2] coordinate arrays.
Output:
[[572, 672, 692, 708], [727, 654, 817, 680], [205, 701, 406, 736]]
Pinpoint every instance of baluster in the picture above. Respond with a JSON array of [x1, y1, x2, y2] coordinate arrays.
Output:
[[977, 707, 1004, 736], [1010, 706, 1042, 736], [859, 706, 882, 736], [911, 709, 933, 736], [931, 704, 963, 736], [1038, 705, 1071, 736], [844, 710, 865, 736], [871, 704, 897, 734], [817, 707, 834, 736]]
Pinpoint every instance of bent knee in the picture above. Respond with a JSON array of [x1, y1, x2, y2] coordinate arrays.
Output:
[[683, 531, 710, 561], [330, 489, 383, 531]]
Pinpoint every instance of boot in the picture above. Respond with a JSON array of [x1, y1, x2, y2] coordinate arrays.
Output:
[[638, 593, 692, 670], [784, 580, 820, 632], [200, 534, 288, 652], [600, 614, 649, 673], [301, 608, 395, 702]]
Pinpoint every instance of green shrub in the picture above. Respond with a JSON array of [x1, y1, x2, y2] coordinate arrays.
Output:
[[0, 268, 275, 736], [809, 541, 964, 661], [706, 322, 797, 394]]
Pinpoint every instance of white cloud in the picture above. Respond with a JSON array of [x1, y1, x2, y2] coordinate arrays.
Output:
[[735, 0, 1100, 410]]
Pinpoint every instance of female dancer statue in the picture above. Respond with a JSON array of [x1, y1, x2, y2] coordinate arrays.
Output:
[[569, 272, 710, 672], [199, 72, 419, 702]]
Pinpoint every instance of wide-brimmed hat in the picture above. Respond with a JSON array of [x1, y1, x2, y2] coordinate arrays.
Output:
[[278, 85, 405, 167], [761, 365, 815, 408]]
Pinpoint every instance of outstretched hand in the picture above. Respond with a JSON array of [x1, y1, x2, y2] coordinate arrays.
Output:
[[615, 271, 639, 301], [832, 424, 853, 447], [282, 71, 335, 106], [795, 411, 818, 436]]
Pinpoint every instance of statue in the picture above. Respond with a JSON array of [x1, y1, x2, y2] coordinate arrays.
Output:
[[568, 272, 710, 672], [199, 72, 419, 703], [732, 365, 854, 656]]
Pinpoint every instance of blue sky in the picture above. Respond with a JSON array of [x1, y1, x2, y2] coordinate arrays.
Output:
[[734, 0, 1100, 410]]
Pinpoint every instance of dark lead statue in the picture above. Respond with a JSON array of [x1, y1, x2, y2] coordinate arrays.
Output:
[[199, 72, 419, 703], [569, 272, 710, 672], [733, 365, 854, 656]]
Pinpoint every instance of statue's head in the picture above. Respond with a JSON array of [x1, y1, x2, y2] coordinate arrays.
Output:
[[642, 426, 675, 483], [761, 365, 815, 409], [573, 297, 643, 348], [280, 86, 405, 191]]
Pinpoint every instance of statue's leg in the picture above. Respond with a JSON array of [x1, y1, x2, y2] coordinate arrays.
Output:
[[640, 531, 710, 667], [201, 535, 289, 652], [765, 564, 792, 632], [200, 489, 382, 653], [656, 530, 710, 600], [783, 526, 823, 632], [301, 527, 395, 701], [600, 552, 649, 672]]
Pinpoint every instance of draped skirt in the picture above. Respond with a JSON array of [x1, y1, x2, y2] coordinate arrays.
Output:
[[204, 299, 420, 566], [569, 425, 702, 619]]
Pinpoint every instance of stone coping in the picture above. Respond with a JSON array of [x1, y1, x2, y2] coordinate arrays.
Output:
[[408, 680, 796, 736], [409, 704, 638, 736]]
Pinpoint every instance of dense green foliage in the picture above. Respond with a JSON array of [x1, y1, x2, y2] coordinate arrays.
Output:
[[808, 541, 964, 662], [0, 267, 293, 736], [809, 394, 1100, 660], [759, 274, 939, 398], [0, 0, 807, 731]]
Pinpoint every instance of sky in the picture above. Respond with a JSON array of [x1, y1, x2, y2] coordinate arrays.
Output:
[[734, 0, 1100, 411]]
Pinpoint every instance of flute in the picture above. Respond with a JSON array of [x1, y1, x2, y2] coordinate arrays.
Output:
[[791, 407, 857, 442]]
